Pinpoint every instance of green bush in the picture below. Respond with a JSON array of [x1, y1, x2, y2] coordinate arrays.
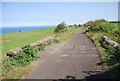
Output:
[[2, 59, 13, 74], [99, 39, 120, 66], [95, 19, 108, 23], [3, 45, 39, 67], [21, 45, 37, 57], [78, 24, 81, 27], [11, 45, 38, 66], [83, 19, 107, 28], [2, 45, 36, 77], [73, 24, 78, 28], [54, 39, 60, 43], [84, 19, 115, 33], [2, 45, 39, 77], [54, 22, 68, 33], [39, 44, 46, 51], [112, 30, 120, 37], [98, 23, 114, 33], [83, 20, 119, 78], [47, 42, 52, 45], [88, 23, 114, 33]]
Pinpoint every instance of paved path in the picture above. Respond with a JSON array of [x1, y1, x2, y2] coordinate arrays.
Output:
[[24, 28, 106, 79]]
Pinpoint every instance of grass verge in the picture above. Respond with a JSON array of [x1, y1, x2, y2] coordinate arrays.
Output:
[[54, 28, 78, 43], [2, 59, 43, 79], [83, 19, 120, 79]]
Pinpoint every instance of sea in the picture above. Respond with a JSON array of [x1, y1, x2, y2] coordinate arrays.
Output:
[[1, 26, 56, 33]]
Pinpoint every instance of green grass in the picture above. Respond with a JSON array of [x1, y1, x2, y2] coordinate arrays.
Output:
[[2, 59, 42, 79], [107, 23, 119, 43], [84, 22, 119, 61], [84, 22, 119, 43], [1, 27, 78, 79], [83, 21, 120, 79], [1, 28, 55, 58], [55, 28, 77, 43]]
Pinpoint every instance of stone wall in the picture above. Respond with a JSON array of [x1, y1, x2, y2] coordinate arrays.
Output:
[[6, 37, 54, 57], [30, 37, 54, 48], [102, 36, 120, 50]]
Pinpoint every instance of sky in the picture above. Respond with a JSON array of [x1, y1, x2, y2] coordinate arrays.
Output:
[[1, 0, 119, 2], [2, 2, 118, 27]]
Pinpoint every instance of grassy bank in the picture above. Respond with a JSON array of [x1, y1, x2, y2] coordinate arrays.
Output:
[[83, 19, 120, 79], [2, 28, 55, 58]]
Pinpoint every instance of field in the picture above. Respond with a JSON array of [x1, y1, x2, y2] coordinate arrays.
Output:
[[2, 28, 55, 58]]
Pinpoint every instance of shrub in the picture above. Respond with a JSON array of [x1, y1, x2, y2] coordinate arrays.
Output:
[[95, 19, 108, 23], [88, 23, 114, 33], [10, 45, 38, 66], [99, 39, 120, 66], [73, 24, 78, 28], [54, 22, 68, 33], [54, 39, 60, 43], [47, 42, 52, 45], [78, 24, 82, 27], [2, 45, 39, 77], [84, 19, 115, 33], [84, 19, 108, 28], [2, 59, 13, 74], [112, 30, 120, 37], [2, 45, 39, 67], [99, 23, 114, 33], [39, 44, 46, 51]]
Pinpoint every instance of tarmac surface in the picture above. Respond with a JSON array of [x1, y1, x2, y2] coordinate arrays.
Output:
[[24, 28, 106, 79]]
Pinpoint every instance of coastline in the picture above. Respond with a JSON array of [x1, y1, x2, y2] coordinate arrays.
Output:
[[2, 26, 56, 33]]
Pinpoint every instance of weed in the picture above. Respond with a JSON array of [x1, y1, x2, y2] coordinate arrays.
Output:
[[2, 45, 39, 78], [38, 44, 46, 51], [83, 19, 120, 79], [54, 39, 60, 43], [99, 39, 120, 66]]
